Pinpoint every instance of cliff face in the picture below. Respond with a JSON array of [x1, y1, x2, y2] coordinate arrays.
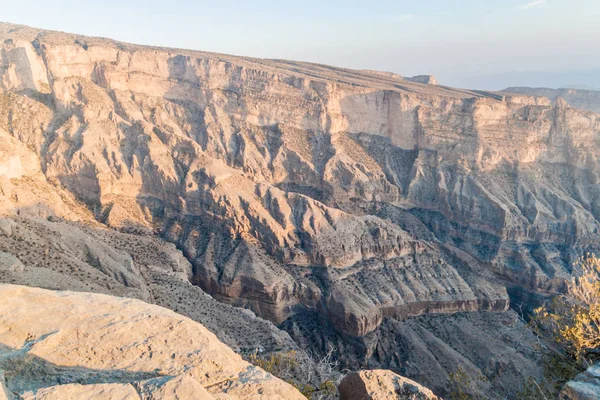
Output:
[[1, 22, 600, 397], [504, 86, 600, 113], [2, 22, 600, 333]]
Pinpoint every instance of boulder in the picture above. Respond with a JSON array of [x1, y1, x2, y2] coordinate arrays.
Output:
[[561, 364, 600, 400], [339, 370, 440, 400], [0, 284, 304, 399]]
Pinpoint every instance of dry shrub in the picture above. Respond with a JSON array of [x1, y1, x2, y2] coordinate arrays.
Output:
[[247, 349, 345, 399], [520, 254, 600, 398], [533, 254, 600, 362]]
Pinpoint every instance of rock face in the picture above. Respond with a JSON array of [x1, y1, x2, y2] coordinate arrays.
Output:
[[339, 370, 439, 400], [503, 87, 600, 113], [0, 284, 305, 399], [405, 75, 438, 85], [0, 21, 556, 336], [1, 21, 600, 397], [561, 364, 600, 400]]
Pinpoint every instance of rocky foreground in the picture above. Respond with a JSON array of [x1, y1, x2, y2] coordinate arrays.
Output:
[[0, 284, 444, 400], [1, 22, 600, 397], [0, 284, 305, 399]]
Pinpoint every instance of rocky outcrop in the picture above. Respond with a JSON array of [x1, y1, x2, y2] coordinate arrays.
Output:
[[503, 86, 600, 113], [405, 75, 438, 85], [0, 284, 305, 399], [561, 364, 600, 400], [339, 370, 439, 400], [21, 376, 216, 400]]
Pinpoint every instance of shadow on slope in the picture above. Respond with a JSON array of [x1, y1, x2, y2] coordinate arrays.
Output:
[[0, 341, 160, 395]]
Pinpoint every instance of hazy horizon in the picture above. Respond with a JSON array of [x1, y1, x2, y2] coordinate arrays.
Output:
[[4, 0, 600, 90]]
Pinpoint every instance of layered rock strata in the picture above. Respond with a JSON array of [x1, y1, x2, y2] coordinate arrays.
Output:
[[1, 22, 600, 398]]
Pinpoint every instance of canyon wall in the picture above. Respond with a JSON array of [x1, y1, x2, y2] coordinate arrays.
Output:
[[1, 22, 600, 397]]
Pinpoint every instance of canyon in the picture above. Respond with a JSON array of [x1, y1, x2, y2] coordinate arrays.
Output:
[[1, 22, 600, 398]]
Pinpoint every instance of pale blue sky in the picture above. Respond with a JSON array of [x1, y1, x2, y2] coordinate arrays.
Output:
[[3, 0, 600, 89]]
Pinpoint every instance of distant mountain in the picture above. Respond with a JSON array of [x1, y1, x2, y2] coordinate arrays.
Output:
[[502, 87, 600, 113], [448, 69, 600, 91]]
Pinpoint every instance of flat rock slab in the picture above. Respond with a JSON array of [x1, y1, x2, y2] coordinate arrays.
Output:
[[0, 284, 303, 399]]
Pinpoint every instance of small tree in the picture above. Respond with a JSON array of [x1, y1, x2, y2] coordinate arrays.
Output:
[[523, 254, 600, 397], [532, 254, 600, 362]]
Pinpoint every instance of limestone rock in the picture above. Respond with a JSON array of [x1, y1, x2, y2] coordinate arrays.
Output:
[[561, 364, 600, 400], [1, 22, 597, 342], [339, 370, 439, 400], [135, 375, 215, 400], [21, 383, 141, 400], [287, 310, 541, 399], [0, 284, 304, 399]]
